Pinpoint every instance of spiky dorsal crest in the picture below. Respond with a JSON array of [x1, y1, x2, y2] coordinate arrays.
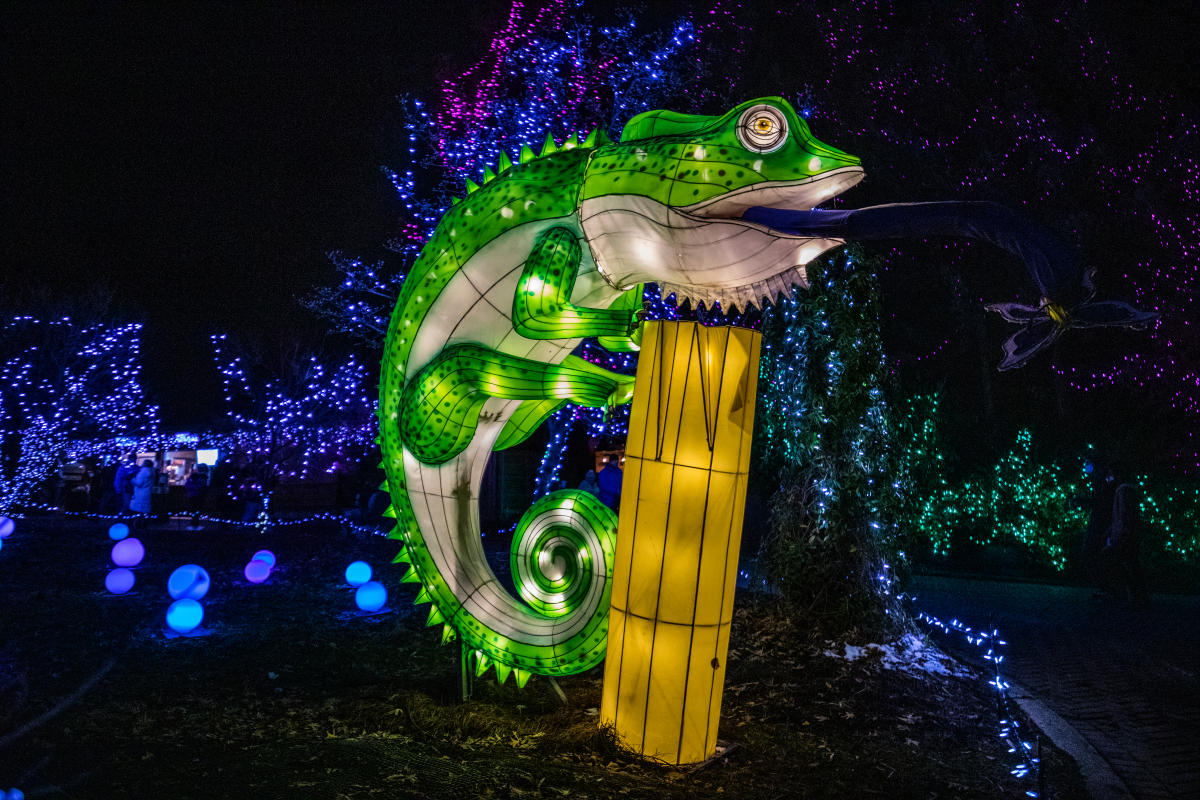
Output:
[[582, 126, 608, 148], [458, 125, 609, 198], [474, 652, 491, 678]]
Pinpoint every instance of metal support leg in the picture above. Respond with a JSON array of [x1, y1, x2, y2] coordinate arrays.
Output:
[[547, 676, 568, 705], [460, 641, 474, 702]]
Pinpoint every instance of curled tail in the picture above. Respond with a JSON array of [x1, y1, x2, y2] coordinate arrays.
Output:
[[385, 463, 616, 685], [380, 338, 632, 685]]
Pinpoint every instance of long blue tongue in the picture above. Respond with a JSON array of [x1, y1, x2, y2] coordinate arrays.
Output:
[[743, 201, 1156, 370], [743, 201, 1076, 301], [741, 207, 853, 237]]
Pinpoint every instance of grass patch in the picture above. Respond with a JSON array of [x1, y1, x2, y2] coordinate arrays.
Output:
[[1, 516, 1086, 798]]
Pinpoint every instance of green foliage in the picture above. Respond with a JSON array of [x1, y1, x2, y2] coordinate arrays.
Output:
[[753, 247, 905, 636], [896, 399, 1200, 570], [1139, 479, 1200, 562]]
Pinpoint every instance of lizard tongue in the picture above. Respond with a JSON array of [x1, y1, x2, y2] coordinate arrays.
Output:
[[741, 207, 854, 236]]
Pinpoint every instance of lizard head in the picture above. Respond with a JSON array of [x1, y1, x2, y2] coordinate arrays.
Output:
[[579, 97, 863, 310]]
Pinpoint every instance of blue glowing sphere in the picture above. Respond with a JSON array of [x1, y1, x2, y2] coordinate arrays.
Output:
[[6, 788, 25, 800], [168, 564, 211, 600], [0, 516, 14, 538], [251, 549, 276, 568], [345, 560, 372, 587], [244, 559, 271, 584], [355, 580, 387, 612], [105, 568, 135, 594], [107, 522, 129, 541], [166, 598, 204, 633], [110, 537, 145, 568]]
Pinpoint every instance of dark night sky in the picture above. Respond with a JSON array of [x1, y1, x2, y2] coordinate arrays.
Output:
[[2, 1, 512, 427]]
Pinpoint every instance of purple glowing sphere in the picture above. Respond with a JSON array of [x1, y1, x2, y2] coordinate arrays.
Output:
[[110, 537, 145, 568], [244, 559, 271, 584], [105, 568, 135, 595], [0, 516, 14, 539], [168, 564, 211, 600]]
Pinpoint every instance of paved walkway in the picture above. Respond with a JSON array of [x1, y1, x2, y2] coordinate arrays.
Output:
[[911, 576, 1200, 799]]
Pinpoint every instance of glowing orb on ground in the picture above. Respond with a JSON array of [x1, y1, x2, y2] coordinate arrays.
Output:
[[0, 516, 14, 538], [244, 559, 271, 584], [105, 568, 135, 594], [251, 549, 276, 568], [168, 564, 211, 600], [166, 598, 204, 633], [355, 580, 387, 612], [110, 537, 145, 567], [107, 522, 129, 541], [344, 560, 372, 587]]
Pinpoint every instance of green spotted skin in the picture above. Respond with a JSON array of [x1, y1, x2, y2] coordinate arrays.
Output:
[[379, 97, 862, 685], [581, 99, 860, 208]]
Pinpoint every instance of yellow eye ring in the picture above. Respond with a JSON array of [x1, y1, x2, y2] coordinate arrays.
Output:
[[737, 104, 788, 153]]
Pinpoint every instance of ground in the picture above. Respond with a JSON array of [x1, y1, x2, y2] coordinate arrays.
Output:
[[1, 516, 1087, 799]]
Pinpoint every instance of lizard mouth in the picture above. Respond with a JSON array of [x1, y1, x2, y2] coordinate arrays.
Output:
[[654, 167, 865, 311], [679, 166, 864, 225]]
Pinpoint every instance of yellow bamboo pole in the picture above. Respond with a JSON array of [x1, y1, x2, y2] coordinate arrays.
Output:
[[600, 320, 761, 765]]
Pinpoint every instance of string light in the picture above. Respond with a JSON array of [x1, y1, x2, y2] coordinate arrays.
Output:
[[0, 315, 160, 513], [895, 394, 1199, 566], [207, 335, 376, 527], [911, 605, 1042, 798]]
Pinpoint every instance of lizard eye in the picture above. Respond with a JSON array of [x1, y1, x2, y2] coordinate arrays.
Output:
[[736, 105, 788, 153]]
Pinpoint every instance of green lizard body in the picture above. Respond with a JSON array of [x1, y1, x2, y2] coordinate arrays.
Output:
[[379, 98, 863, 685]]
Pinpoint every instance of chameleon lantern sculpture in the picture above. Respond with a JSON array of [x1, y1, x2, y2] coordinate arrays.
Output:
[[378, 98, 1155, 700]]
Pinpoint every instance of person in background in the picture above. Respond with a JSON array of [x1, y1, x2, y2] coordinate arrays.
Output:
[[114, 454, 138, 514], [578, 469, 600, 497], [129, 458, 156, 525], [1079, 459, 1115, 588], [1099, 467, 1149, 609], [597, 456, 623, 511], [185, 464, 209, 529]]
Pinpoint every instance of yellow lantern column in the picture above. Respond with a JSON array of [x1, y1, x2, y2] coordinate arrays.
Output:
[[600, 320, 761, 765]]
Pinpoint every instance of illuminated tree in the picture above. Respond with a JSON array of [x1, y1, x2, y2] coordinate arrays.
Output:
[[754, 247, 905, 632], [209, 334, 374, 526], [0, 313, 159, 513]]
